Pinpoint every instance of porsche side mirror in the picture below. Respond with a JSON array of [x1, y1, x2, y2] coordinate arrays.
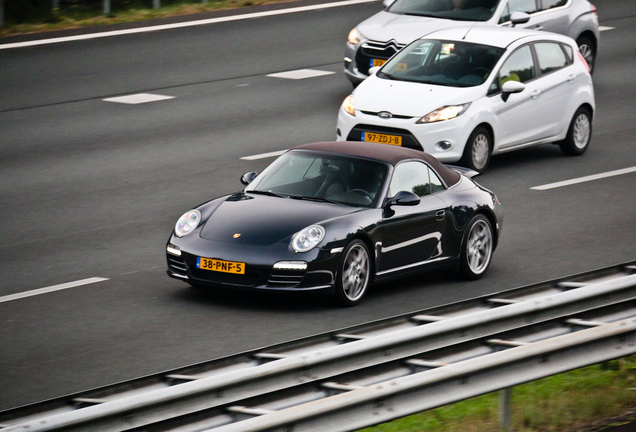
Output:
[[501, 80, 525, 102], [241, 171, 258, 186], [387, 191, 420, 207]]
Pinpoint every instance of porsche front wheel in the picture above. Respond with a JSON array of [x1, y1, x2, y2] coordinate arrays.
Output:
[[459, 215, 494, 280], [335, 240, 371, 306]]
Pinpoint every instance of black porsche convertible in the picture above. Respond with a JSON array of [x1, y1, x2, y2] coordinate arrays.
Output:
[[166, 141, 502, 306]]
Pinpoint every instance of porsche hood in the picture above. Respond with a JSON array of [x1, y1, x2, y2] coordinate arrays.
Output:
[[198, 193, 360, 246]]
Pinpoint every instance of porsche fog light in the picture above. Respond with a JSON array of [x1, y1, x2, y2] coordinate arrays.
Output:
[[167, 243, 182, 256], [273, 261, 308, 271], [417, 103, 471, 124], [292, 225, 325, 253], [175, 210, 201, 237]]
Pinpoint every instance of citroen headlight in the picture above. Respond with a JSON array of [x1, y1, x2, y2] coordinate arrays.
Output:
[[174, 210, 201, 237], [291, 225, 325, 253], [416, 103, 471, 124], [342, 94, 355, 116], [347, 28, 362, 45]]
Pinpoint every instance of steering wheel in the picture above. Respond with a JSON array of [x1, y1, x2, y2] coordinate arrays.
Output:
[[348, 189, 373, 204], [469, 67, 490, 78]]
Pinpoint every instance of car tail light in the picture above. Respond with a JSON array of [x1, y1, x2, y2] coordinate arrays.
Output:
[[590, 4, 599, 24], [577, 50, 591, 73]]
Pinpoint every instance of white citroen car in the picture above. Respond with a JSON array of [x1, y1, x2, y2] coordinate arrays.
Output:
[[336, 26, 595, 172], [344, 0, 600, 85]]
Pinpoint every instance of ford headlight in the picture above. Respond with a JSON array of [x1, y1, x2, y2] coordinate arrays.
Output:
[[342, 94, 355, 116], [175, 210, 201, 237], [291, 225, 325, 253], [417, 103, 471, 124]]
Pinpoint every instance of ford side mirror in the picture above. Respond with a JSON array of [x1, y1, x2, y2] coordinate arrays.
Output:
[[501, 80, 525, 102]]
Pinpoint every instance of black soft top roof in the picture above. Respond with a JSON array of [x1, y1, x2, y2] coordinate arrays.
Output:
[[294, 141, 461, 187]]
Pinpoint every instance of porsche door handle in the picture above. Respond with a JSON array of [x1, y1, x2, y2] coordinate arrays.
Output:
[[435, 210, 446, 221], [531, 90, 542, 99]]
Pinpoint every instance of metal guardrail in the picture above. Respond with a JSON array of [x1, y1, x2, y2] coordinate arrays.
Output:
[[1, 262, 635, 431]]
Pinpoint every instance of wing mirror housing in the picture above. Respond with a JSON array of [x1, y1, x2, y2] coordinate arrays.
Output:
[[387, 190, 420, 207], [501, 80, 525, 102], [241, 171, 258, 186], [510, 12, 530, 26]]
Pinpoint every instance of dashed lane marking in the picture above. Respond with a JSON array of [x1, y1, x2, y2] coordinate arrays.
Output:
[[103, 93, 175, 104], [0, 278, 109, 303], [267, 69, 335, 80], [241, 150, 288, 160], [531, 166, 636, 191]]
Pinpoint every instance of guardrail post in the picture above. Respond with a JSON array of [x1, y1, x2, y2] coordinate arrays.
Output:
[[0, 0, 4, 27], [104, 0, 111, 15], [499, 388, 512, 431], [153, 0, 160, 9]]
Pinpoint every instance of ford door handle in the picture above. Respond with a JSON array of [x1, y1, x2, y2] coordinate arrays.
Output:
[[567, 74, 576, 82], [435, 210, 446, 221], [531, 25, 544, 31], [531, 90, 542, 99]]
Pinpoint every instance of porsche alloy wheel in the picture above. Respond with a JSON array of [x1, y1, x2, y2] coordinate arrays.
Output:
[[460, 215, 494, 280], [336, 240, 371, 306]]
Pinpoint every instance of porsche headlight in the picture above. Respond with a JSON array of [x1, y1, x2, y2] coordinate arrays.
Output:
[[416, 103, 471, 124], [174, 210, 201, 237], [347, 28, 362, 45], [291, 225, 325, 253], [342, 94, 355, 116]]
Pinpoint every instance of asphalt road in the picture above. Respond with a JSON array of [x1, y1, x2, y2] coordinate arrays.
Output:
[[0, 0, 634, 411]]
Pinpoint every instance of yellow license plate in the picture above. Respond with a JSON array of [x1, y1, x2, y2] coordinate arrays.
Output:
[[197, 257, 245, 274], [371, 58, 387, 67], [362, 132, 402, 146]]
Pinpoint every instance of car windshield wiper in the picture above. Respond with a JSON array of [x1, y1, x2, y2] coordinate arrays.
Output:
[[289, 195, 341, 205], [248, 190, 288, 198], [378, 71, 400, 81]]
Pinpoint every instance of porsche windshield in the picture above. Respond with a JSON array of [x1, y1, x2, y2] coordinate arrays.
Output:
[[245, 152, 389, 208], [388, 0, 500, 21], [378, 39, 504, 87]]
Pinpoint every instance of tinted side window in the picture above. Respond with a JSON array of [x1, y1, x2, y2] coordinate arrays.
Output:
[[389, 161, 437, 197], [535, 42, 569, 75], [500, 45, 536, 84], [541, 0, 567, 10], [508, 0, 539, 13]]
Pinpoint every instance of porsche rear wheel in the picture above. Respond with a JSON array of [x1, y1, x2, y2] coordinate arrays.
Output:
[[459, 215, 494, 280], [335, 240, 371, 306]]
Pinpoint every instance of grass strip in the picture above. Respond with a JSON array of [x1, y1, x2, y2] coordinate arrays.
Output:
[[358, 355, 636, 432]]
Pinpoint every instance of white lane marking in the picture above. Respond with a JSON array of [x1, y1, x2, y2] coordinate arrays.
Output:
[[0, 0, 379, 50], [241, 150, 288, 160], [267, 69, 335, 80], [599, 26, 615, 31], [103, 93, 175, 104], [531, 166, 636, 191], [0, 277, 109, 304]]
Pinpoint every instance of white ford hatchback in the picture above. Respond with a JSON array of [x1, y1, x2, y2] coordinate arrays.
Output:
[[336, 26, 595, 172]]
